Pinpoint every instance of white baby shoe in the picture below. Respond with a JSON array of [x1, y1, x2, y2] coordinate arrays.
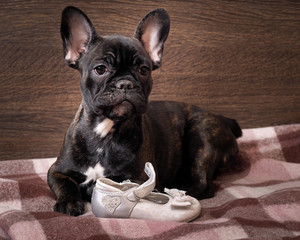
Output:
[[91, 162, 201, 222]]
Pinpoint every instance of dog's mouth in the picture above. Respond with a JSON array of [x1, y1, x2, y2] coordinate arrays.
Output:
[[112, 100, 135, 116], [107, 100, 136, 120]]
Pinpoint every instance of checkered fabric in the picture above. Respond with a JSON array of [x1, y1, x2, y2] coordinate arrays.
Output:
[[0, 124, 299, 240]]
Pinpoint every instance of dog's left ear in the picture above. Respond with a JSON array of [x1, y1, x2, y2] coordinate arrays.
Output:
[[134, 9, 170, 70]]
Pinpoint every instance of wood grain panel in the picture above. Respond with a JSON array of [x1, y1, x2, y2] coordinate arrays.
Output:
[[1, 0, 299, 160]]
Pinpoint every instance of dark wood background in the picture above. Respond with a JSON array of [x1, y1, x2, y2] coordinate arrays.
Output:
[[1, 0, 300, 160]]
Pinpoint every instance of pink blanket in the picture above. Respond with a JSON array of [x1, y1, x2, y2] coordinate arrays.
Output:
[[0, 124, 299, 239]]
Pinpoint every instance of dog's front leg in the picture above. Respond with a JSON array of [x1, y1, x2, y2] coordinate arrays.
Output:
[[47, 167, 84, 216]]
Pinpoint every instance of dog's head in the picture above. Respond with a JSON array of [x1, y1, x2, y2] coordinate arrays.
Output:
[[60, 6, 170, 121]]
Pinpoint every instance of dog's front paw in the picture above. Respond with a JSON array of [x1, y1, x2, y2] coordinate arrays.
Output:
[[54, 200, 85, 216]]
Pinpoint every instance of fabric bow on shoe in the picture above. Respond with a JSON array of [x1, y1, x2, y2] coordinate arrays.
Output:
[[164, 188, 195, 207]]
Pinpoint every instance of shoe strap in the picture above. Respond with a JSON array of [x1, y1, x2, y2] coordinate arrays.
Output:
[[128, 162, 156, 201]]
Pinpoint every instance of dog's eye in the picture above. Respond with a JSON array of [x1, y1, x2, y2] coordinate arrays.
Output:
[[94, 65, 107, 75], [139, 66, 149, 76]]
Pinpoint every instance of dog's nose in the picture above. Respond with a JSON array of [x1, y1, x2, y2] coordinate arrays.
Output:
[[116, 80, 134, 91]]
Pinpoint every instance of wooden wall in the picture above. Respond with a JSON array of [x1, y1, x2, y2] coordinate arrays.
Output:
[[1, 0, 300, 160]]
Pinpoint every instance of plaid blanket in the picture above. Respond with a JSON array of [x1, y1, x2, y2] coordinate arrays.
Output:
[[0, 124, 299, 240]]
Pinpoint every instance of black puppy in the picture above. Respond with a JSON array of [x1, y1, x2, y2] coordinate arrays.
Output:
[[48, 6, 242, 216]]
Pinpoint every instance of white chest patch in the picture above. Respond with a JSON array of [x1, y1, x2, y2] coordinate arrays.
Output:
[[94, 118, 114, 138], [82, 163, 105, 185]]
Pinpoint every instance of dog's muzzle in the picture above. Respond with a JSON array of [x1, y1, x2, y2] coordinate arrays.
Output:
[[93, 79, 148, 120]]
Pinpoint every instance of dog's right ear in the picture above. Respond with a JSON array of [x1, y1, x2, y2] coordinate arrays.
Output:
[[61, 6, 98, 68]]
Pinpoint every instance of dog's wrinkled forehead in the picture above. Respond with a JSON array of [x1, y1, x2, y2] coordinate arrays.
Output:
[[84, 35, 152, 70]]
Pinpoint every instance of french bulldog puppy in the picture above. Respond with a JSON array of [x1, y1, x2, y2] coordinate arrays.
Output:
[[48, 6, 242, 216]]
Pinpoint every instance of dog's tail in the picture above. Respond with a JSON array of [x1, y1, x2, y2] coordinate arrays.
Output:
[[217, 115, 242, 138]]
